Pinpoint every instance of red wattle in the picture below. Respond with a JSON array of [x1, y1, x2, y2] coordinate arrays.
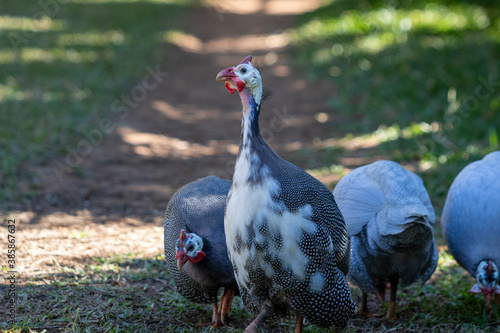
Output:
[[225, 81, 237, 94], [189, 250, 206, 263], [234, 78, 246, 92]]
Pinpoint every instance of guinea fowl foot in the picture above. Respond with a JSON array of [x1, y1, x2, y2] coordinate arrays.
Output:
[[386, 301, 397, 321], [218, 288, 236, 325], [244, 300, 274, 333]]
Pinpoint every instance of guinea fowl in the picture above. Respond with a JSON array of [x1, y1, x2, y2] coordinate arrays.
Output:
[[441, 151, 500, 309], [216, 56, 355, 332], [164, 176, 238, 328], [333, 160, 438, 320]]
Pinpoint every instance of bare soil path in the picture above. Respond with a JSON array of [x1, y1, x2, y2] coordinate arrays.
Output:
[[7, 0, 354, 288]]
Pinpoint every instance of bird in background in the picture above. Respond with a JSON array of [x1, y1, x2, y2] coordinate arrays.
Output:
[[442, 151, 500, 310], [333, 160, 438, 320], [164, 176, 238, 329], [216, 55, 355, 333]]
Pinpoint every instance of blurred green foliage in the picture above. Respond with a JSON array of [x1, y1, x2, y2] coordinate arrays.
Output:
[[0, 0, 190, 203], [292, 0, 500, 208]]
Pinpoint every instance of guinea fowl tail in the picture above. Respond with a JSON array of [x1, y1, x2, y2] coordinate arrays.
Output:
[[291, 267, 356, 329]]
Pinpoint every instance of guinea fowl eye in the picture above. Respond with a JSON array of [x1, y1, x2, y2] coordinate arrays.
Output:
[[187, 245, 194, 252], [240, 67, 247, 74]]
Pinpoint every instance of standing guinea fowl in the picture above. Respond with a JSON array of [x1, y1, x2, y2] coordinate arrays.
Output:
[[164, 176, 238, 328], [442, 151, 500, 309], [216, 56, 355, 333], [333, 160, 438, 320]]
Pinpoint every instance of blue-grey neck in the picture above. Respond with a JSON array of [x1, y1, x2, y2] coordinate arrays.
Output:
[[240, 89, 261, 144], [235, 88, 275, 185]]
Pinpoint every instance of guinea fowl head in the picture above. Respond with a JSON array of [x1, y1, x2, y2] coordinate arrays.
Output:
[[470, 260, 500, 305], [216, 55, 262, 103], [175, 229, 206, 271]]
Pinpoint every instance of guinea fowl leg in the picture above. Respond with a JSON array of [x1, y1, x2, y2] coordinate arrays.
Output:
[[387, 276, 399, 321], [244, 300, 274, 333], [357, 291, 370, 317], [218, 288, 236, 324], [295, 314, 303, 333], [211, 302, 223, 329]]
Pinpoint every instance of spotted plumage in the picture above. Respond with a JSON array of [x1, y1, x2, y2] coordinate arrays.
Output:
[[442, 151, 500, 308], [216, 56, 355, 332], [333, 160, 438, 320], [163, 176, 238, 328]]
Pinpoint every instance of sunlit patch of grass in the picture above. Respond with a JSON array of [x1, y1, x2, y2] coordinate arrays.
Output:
[[0, 15, 64, 32], [57, 30, 125, 46], [292, 3, 493, 63], [308, 163, 346, 177], [20, 47, 102, 63], [345, 121, 439, 147], [292, 0, 500, 208], [307, 163, 347, 188]]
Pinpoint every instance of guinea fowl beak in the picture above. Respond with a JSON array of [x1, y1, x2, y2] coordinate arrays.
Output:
[[176, 250, 189, 271], [216, 67, 236, 82], [216, 67, 246, 94], [176, 229, 189, 271]]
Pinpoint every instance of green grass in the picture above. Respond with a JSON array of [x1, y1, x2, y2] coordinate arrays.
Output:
[[1, 250, 498, 332], [0, 0, 191, 204], [0, 254, 226, 332], [291, 0, 500, 209], [0, 253, 253, 332]]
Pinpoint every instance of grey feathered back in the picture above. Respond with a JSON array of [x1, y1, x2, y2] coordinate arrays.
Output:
[[442, 151, 500, 276], [333, 160, 438, 290], [334, 160, 435, 237], [164, 176, 236, 304]]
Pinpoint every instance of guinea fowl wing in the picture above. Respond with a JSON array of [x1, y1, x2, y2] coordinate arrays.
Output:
[[333, 166, 385, 237]]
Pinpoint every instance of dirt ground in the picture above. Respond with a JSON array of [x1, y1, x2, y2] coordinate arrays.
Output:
[[4, 0, 381, 314]]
